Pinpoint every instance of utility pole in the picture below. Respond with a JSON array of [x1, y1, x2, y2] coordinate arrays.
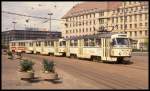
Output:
[[48, 13, 53, 31], [12, 21, 17, 30], [123, 1, 125, 33]]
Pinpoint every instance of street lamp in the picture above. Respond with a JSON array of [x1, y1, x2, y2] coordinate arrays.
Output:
[[12, 21, 17, 30], [48, 13, 53, 31]]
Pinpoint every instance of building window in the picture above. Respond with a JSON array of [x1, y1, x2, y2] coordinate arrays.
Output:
[[139, 23, 142, 27], [99, 12, 104, 16], [131, 7, 133, 11], [66, 30, 68, 34], [120, 17, 123, 23], [145, 22, 148, 27], [116, 17, 118, 23], [93, 20, 95, 24], [76, 29, 78, 33], [130, 24, 132, 29], [116, 25, 118, 29], [79, 29, 81, 33], [135, 24, 137, 28], [135, 31, 137, 36], [90, 21, 92, 25], [112, 18, 114, 23], [79, 22, 81, 26], [99, 19, 104, 24], [130, 32, 132, 37], [124, 24, 127, 29], [145, 14, 148, 20], [129, 16, 132, 22], [86, 28, 88, 32], [124, 16, 127, 22], [86, 21, 88, 25], [139, 14, 142, 21], [140, 31, 142, 36], [70, 30, 72, 34], [93, 13, 95, 18], [93, 27, 95, 31], [121, 25, 123, 29], [134, 15, 137, 21], [73, 29, 74, 33], [86, 14, 88, 18], [145, 30, 148, 36]]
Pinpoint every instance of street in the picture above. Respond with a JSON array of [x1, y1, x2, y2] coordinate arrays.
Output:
[[2, 53, 148, 89]]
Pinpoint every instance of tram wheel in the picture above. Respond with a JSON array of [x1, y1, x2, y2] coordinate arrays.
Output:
[[117, 57, 123, 64], [91, 56, 97, 62]]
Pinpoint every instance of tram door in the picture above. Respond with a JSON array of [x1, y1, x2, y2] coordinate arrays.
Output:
[[78, 39, 83, 57], [66, 40, 70, 57], [54, 41, 59, 54], [41, 41, 44, 53], [101, 38, 110, 61], [33, 41, 36, 54]]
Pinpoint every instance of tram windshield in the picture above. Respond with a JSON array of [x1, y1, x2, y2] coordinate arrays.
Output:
[[112, 38, 130, 46], [60, 41, 66, 46]]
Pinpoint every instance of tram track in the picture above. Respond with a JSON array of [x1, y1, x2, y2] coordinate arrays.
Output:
[[22, 53, 148, 89], [24, 53, 147, 71], [57, 61, 144, 89]]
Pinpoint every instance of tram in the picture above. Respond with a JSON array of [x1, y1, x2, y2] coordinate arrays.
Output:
[[9, 32, 132, 62], [9, 40, 33, 53], [65, 32, 132, 62]]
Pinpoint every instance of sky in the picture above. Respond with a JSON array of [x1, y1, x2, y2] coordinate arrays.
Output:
[[2, 1, 83, 32]]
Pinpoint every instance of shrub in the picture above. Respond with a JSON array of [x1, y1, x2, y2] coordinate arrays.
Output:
[[7, 51, 12, 56], [20, 59, 34, 72], [43, 59, 55, 73]]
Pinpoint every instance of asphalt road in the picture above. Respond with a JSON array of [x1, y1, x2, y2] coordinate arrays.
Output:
[[2, 53, 148, 89]]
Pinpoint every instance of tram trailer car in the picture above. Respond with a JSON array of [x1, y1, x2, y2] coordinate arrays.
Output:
[[9, 40, 34, 53], [30, 38, 66, 56], [65, 32, 132, 62], [33, 39, 57, 56]]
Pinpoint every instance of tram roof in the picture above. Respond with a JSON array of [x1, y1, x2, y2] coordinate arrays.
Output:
[[10, 40, 35, 42], [65, 32, 120, 40], [9, 38, 59, 43], [33, 38, 59, 42]]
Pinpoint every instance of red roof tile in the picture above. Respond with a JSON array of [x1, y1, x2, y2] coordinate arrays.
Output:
[[62, 1, 122, 19]]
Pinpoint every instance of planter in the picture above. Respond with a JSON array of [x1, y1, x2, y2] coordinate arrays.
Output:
[[42, 71, 56, 80], [16, 55, 22, 59], [19, 71, 34, 80], [52, 73, 63, 83], [8, 56, 13, 59]]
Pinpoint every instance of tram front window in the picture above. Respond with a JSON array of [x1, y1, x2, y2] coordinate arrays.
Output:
[[112, 38, 130, 46], [60, 41, 66, 46]]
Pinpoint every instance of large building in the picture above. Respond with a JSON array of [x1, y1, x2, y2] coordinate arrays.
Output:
[[61, 1, 148, 49], [2, 29, 61, 48]]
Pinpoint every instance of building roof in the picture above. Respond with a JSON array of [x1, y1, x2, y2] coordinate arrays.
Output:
[[62, 1, 122, 19]]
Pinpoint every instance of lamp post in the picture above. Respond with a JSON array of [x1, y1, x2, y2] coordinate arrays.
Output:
[[12, 21, 17, 30], [48, 13, 53, 31]]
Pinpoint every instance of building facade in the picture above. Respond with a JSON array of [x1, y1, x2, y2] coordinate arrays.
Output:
[[2, 29, 61, 48], [61, 1, 148, 49]]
